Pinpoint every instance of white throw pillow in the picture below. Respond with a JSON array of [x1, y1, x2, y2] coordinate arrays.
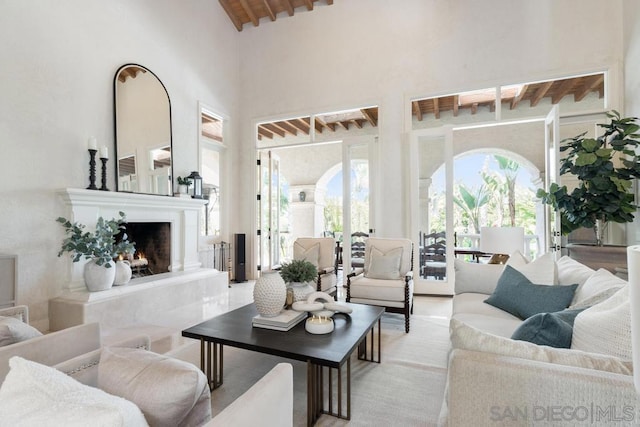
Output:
[[293, 242, 320, 268], [569, 268, 625, 307], [450, 318, 633, 375], [0, 356, 148, 426], [0, 316, 42, 347], [98, 346, 210, 427], [571, 286, 632, 360], [453, 259, 505, 295], [364, 246, 402, 280], [556, 255, 595, 286], [506, 251, 557, 285]]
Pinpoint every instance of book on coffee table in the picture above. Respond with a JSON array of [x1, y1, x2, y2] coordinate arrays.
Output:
[[252, 309, 307, 331]]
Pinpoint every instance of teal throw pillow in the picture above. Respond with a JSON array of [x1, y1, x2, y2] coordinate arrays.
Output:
[[484, 265, 578, 319], [511, 308, 585, 348]]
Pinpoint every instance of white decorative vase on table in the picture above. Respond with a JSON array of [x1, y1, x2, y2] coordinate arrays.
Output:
[[288, 281, 315, 302], [113, 260, 132, 286], [253, 272, 287, 317], [84, 259, 116, 292]]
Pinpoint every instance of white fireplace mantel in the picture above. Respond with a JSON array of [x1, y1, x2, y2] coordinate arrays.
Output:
[[59, 188, 207, 291]]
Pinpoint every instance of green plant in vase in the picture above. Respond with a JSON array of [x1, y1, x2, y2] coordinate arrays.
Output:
[[537, 111, 640, 245], [279, 259, 318, 302], [57, 211, 135, 291]]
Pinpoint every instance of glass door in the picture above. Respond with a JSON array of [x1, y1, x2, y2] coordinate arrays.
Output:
[[411, 127, 454, 295], [544, 105, 561, 258], [341, 137, 374, 281], [257, 150, 281, 272]]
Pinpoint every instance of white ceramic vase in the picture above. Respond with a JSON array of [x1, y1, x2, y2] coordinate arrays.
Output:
[[84, 259, 116, 292], [114, 260, 132, 286], [253, 272, 286, 317], [288, 281, 316, 302]]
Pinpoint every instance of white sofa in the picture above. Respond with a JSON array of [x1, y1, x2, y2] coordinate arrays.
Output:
[[0, 308, 294, 426], [441, 254, 638, 426]]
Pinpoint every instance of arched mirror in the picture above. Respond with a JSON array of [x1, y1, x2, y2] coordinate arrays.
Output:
[[114, 64, 173, 195]]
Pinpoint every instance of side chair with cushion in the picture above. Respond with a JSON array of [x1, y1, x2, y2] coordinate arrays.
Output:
[[293, 237, 338, 300], [346, 237, 414, 332]]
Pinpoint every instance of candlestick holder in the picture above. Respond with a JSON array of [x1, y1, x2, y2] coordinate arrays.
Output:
[[99, 157, 109, 191], [87, 149, 98, 190]]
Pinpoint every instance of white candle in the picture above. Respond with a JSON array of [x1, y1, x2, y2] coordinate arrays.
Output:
[[88, 136, 97, 151], [627, 246, 640, 393], [100, 146, 109, 159]]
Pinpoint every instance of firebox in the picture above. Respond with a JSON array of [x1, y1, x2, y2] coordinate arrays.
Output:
[[117, 222, 171, 277]]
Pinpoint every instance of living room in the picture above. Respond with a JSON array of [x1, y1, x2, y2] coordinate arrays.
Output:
[[2, 0, 640, 425]]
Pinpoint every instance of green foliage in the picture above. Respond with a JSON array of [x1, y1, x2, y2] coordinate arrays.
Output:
[[177, 176, 192, 186], [537, 111, 640, 236], [279, 259, 317, 283], [57, 211, 135, 267], [453, 183, 491, 233]]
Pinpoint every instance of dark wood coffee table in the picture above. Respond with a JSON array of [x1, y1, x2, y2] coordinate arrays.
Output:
[[182, 302, 384, 426]]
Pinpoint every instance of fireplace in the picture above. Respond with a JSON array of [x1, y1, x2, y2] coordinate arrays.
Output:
[[118, 222, 171, 277], [59, 188, 207, 291]]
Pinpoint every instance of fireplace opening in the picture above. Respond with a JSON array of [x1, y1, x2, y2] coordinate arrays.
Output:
[[116, 222, 171, 277]]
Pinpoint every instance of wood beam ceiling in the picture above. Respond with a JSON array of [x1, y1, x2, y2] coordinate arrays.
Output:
[[219, 0, 333, 32]]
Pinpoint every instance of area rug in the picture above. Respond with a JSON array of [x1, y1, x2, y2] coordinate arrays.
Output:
[[172, 312, 450, 426]]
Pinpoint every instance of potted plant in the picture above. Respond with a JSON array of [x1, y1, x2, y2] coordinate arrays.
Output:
[[279, 259, 318, 302], [537, 111, 640, 268], [176, 176, 191, 195], [57, 211, 135, 291], [537, 111, 640, 244]]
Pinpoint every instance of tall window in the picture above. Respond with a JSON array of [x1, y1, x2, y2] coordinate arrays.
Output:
[[200, 107, 225, 237]]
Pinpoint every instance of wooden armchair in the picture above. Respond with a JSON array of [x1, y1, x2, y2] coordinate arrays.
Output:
[[293, 237, 337, 300], [346, 237, 414, 332]]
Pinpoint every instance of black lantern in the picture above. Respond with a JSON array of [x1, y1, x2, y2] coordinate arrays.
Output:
[[188, 171, 203, 199]]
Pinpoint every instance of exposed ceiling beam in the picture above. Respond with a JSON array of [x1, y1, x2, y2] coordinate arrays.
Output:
[[510, 84, 528, 110], [219, 0, 243, 31], [413, 101, 423, 121], [272, 121, 297, 136], [239, 0, 259, 27], [471, 103, 478, 115], [326, 0, 333, 4], [282, 0, 294, 16], [530, 81, 553, 107], [261, 123, 285, 138], [353, 119, 364, 129], [453, 95, 459, 117], [574, 74, 604, 102], [290, 118, 310, 134], [551, 79, 575, 104], [361, 108, 377, 126], [262, 0, 276, 21], [489, 100, 496, 112], [338, 121, 349, 130], [303, 0, 313, 10], [433, 98, 440, 119], [258, 127, 273, 140], [313, 116, 326, 133]]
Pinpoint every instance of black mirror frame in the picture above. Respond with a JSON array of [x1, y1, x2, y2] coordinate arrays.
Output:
[[113, 63, 174, 196]]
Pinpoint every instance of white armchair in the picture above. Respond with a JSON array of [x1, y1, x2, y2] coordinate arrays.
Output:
[[346, 237, 414, 332], [294, 237, 337, 299]]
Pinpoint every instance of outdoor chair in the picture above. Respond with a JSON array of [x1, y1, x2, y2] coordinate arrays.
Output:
[[293, 237, 337, 300], [420, 231, 447, 280], [346, 237, 414, 332]]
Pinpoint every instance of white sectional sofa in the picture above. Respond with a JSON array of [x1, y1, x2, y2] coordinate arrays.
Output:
[[0, 307, 293, 426], [441, 254, 638, 426]]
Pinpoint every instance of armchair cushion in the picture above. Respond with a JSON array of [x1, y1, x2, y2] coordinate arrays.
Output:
[[0, 356, 148, 426], [365, 246, 402, 280], [294, 237, 335, 270], [0, 316, 42, 347], [348, 274, 411, 304], [293, 241, 320, 268], [98, 346, 211, 427], [364, 238, 412, 276]]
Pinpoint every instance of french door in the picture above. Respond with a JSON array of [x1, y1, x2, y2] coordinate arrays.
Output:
[[544, 105, 561, 258], [257, 150, 281, 272], [410, 126, 455, 295]]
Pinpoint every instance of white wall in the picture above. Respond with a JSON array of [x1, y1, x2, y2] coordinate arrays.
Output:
[[0, 0, 240, 330], [236, 0, 624, 276]]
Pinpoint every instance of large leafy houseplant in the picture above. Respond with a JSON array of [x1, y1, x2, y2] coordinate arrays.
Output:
[[279, 259, 317, 283], [537, 111, 640, 245], [57, 211, 135, 266]]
